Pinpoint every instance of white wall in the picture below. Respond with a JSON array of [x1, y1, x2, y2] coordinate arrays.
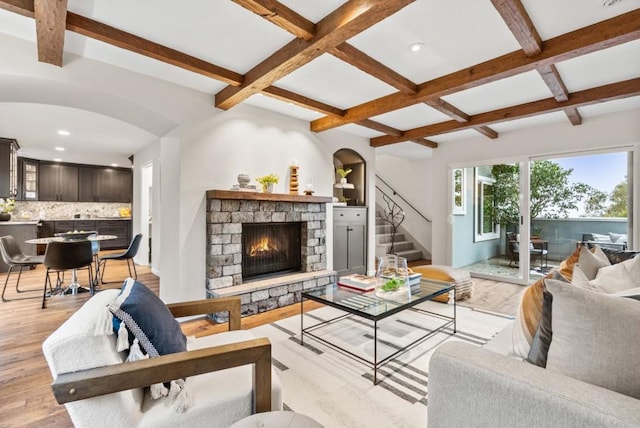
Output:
[[155, 103, 376, 303], [375, 154, 433, 260]]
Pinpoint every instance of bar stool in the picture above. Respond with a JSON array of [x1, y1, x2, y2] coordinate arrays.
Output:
[[42, 240, 94, 309], [0, 235, 44, 302]]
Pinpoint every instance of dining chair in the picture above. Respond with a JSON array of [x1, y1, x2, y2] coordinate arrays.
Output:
[[98, 233, 142, 283], [42, 240, 94, 309], [0, 235, 45, 302]]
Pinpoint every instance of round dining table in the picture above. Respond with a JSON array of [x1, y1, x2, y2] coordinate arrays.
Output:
[[25, 235, 117, 294]]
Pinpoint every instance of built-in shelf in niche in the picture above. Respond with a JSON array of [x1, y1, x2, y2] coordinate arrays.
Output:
[[333, 149, 365, 206]]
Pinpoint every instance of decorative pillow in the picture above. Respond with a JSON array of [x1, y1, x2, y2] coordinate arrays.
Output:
[[526, 288, 553, 368], [512, 272, 554, 359], [108, 278, 189, 411], [577, 245, 610, 280], [544, 279, 640, 400], [110, 278, 187, 358], [601, 248, 640, 264], [557, 245, 584, 282], [609, 232, 627, 244], [571, 257, 639, 294]]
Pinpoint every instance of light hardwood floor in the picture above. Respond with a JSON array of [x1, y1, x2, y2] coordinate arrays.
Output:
[[0, 258, 525, 427]]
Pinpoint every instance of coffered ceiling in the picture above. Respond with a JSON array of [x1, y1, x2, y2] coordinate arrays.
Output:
[[0, 0, 639, 163]]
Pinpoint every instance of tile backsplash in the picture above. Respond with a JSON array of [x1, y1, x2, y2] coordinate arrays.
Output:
[[12, 201, 132, 220]]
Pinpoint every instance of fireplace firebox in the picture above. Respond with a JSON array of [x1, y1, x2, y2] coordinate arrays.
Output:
[[242, 222, 302, 280]]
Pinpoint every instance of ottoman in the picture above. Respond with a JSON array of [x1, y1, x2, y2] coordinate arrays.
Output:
[[411, 265, 473, 302]]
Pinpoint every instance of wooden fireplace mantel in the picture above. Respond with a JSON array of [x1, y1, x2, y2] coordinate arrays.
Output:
[[207, 189, 332, 204]]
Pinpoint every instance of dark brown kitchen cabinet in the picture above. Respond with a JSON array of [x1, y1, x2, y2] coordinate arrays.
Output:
[[97, 220, 131, 250], [78, 167, 132, 203], [38, 163, 78, 201], [18, 158, 38, 200]]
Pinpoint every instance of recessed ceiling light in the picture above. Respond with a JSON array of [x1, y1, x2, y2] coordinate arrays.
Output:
[[54, 147, 65, 151], [57, 129, 70, 136], [53, 158, 62, 162], [407, 42, 425, 52], [110, 163, 118, 167]]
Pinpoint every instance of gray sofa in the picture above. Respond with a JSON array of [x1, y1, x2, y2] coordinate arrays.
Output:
[[427, 246, 640, 428], [428, 341, 640, 428]]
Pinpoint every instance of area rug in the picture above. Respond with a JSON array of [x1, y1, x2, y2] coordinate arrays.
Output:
[[249, 301, 513, 428]]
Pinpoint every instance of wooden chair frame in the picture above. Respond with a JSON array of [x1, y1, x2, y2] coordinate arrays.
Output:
[[50, 296, 272, 414]]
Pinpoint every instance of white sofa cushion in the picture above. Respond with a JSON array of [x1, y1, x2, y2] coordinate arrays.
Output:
[[140, 330, 283, 428]]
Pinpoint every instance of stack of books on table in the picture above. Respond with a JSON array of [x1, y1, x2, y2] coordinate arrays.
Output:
[[338, 274, 378, 292]]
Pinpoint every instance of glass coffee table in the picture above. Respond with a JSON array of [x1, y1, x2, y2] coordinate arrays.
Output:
[[301, 278, 456, 384]]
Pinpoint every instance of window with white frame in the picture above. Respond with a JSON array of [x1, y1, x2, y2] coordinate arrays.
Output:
[[475, 170, 500, 242]]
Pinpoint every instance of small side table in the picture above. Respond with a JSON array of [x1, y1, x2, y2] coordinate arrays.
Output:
[[230, 411, 323, 428]]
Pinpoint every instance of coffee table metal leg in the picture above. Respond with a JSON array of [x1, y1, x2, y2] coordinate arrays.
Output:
[[300, 297, 304, 346], [454, 287, 457, 333], [374, 320, 378, 385]]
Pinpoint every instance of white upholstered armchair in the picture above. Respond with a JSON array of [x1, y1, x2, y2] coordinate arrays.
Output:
[[42, 287, 282, 427]]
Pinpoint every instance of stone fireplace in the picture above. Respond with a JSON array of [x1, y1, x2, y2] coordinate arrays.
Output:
[[206, 190, 336, 319]]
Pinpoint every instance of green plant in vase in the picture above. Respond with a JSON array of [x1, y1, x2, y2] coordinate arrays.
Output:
[[336, 167, 352, 184], [0, 198, 15, 221], [256, 173, 279, 193]]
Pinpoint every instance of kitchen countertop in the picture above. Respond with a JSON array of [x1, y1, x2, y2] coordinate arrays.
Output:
[[0, 218, 131, 225], [0, 221, 41, 225]]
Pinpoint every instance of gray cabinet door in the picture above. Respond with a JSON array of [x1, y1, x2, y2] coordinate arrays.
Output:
[[333, 207, 367, 276]]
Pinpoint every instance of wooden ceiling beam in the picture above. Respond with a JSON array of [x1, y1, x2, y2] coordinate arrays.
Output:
[[65, 12, 243, 86], [329, 43, 418, 94], [424, 99, 469, 122], [490, 0, 542, 56], [0, 0, 34, 17], [474, 126, 499, 139], [370, 78, 640, 146], [537, 64, 569, 102], [410, 139, 438, 149], [261, 87, 419, 140], [311, 9, 640, 132], [564, 107, 582, 126], [231, 0, 315, 40], [424, 98, 498, 139], [492, 0, 582, 127], [215, 0, 415, 110], [34, 0, 67, 67], [261, 86, 345, 116]]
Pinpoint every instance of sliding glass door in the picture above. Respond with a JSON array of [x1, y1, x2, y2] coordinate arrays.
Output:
[[450, 147, 634, 285]]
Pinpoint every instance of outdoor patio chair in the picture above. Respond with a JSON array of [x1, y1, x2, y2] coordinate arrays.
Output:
[[508, 240, 548, 269]]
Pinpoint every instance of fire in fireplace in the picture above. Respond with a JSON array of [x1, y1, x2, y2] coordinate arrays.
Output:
[[242, 222, 302, 280]]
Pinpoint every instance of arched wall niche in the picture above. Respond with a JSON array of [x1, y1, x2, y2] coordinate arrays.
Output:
[[333, 148, 366, 206]]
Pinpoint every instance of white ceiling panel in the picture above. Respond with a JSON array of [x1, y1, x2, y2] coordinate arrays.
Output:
[[522, 0, 640, 40], [69, 0, 293, 74], [578, 96, 640, 117], [0, 103, 154, 165], [375, 142, 433, 160], [489, 111, 568, 134], [441, 70, 554, 115], [430, 129, 484, 143], [275, 54, 396, 109], [244, 94, 324, 122], [369, 104, 450, 130], [555, 39, 640, 92], [348, 0, 522, 84], [334, 124, 384, 139], [277, 0, 348, 22]]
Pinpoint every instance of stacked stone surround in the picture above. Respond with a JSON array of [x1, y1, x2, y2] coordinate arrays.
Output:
[[205, 190, 335, 319]]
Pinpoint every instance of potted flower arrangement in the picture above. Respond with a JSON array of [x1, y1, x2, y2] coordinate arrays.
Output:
[[0, 198, 16, 221], [256, 173, 279, 193]]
